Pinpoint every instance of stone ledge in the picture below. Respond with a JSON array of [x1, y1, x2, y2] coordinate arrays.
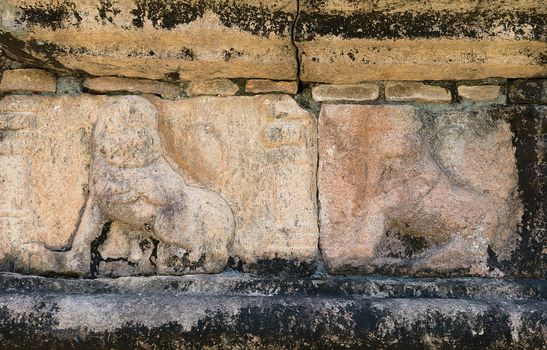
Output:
[[0, 273, 545, 349]]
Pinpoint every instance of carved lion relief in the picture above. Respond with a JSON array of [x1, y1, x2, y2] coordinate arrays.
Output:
[[8, 96, 235, 276]]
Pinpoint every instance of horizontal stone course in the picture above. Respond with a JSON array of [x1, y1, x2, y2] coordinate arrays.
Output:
[[0, 68, 56, 93], [0, 0, 298, 81], [296, 0, 547, 83], [0, 273, 544, 350]]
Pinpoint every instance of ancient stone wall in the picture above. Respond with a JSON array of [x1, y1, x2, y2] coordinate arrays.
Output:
[[0, 1, 545, 348]]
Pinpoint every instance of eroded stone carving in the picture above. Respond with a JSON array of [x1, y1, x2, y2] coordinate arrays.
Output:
[[1, 94, 317, 276], [158, 94, 318, 274], [319, 105, 522, 275], [7, 95, 235, 276]]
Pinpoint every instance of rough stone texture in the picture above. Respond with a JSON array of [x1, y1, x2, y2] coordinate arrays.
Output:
[[0, 0, 297, 81], [295, 1, 547, 83], [509, 79, 547, 104], [0, 94, 317, 276], [458, 85, 502, 102], [0, 95, 99, 264], [504, 105, 546, 278], [97, 222, 155, 277], [385, 82, 452, 102], [311, 83, 379, 101], [185, 79, 239, 97], [157, 94, 318, 274], [0, 273, 545, 349], [245, 79, 298, 94], [319, 104, 523, 276], [0, 68, 56, 92], [84, 76, 180, 99]]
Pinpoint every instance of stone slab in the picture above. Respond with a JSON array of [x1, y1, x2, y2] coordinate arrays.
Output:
[[185, 79, 239, 96], [83, 76, 180, 99], [458, 85, 502, 102], [0, 94, 317, 276], [0, 273, 544, 349], [0, 68, 56, 92], [311, 83, 379, 102], [0, 0, 297, 81], [318, 104, 536, 276], [295, 0, 547, 83], [245, 79, 298, 94], [384, 81, 452, 102]]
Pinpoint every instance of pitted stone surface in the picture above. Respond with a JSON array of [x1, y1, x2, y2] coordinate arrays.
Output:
[[318, 104, 522, 275], [0, 0, 297, 81]]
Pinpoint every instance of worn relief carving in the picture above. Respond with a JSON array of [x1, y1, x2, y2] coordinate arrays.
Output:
[[1, 96, 235, 276], [319, 105, 522, 275], [0, 94, 318, 276]]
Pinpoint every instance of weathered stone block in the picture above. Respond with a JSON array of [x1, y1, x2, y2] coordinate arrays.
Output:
[[0, 94, 317, 276], [245, 79, 298, 94], [0, 0, 297, 81], [385, 82, 451, 102], [311, 83, 379, 102], [83, 76, 180, 99], [185, 79, 239, 97], [458, 85, 502, 102], [0, 68, 56, 92], [319, 104, 525, 276], [157, 94, 318, 274], [508, 79, 547, 104], [296, 1, 547, 83]]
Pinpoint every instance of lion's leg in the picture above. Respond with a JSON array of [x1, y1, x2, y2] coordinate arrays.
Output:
[[58, 194, 106, 276]]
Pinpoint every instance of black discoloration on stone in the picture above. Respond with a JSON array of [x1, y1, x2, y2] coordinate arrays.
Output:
[[2, 272, 545, 300], [0, 282, 544, 350], [90, 221, 111, 277], [128, 0, 293, 37], [130, 0, 206, 29], [17, 0, 82, 31], [504, 105, 546, 278], [377, 230, 430, 259], [96, 0, 121, 24], [296, 9, 545, 42], [0, 32, 66, 70], [164, 71, 180, 81], [509, 79, 547, 104], [222, 48, 243, 62], [245, 258, 316, 277], [164, 250, 206, 272], [177, 47, 195, 60]]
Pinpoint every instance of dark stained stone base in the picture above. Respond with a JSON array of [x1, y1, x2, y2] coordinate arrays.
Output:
[[0, 273, 545, 349]]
